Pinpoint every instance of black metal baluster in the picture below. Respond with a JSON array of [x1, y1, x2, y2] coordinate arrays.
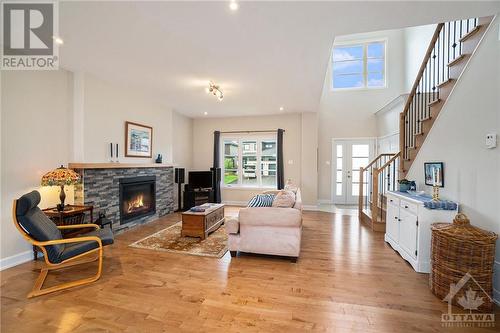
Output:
[[437, 29, 441, 99], [453, 20, 457, 60], [392, 160, 396, 191], [459, 20, 463, 55], [433, 43, 437, 101], [447, 22, 451, 78]]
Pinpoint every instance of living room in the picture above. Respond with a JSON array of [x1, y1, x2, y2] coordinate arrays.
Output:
[[1, 1, 500, 332]]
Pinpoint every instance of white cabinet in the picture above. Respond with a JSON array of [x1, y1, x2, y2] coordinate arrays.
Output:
[[386, 200, 399, 243], [384, 192, 457, 273]]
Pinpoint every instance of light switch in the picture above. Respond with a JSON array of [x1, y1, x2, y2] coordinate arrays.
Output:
[[288, 160, 294, 165], [486, 133, 497, 149], [326, 161, 330, 165]]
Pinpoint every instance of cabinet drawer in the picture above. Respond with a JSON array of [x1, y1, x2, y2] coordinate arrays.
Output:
[[400, 199, 418, 215], [386, 195, 400, 207]]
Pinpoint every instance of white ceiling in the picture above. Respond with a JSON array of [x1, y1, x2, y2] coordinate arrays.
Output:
[[59, 1, 499, 118]]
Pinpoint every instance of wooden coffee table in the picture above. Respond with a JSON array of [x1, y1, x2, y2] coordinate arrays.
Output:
[[181, 204, 225, 240]]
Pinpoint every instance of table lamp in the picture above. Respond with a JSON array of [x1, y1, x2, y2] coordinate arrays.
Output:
[[41, 165, 81, 211]]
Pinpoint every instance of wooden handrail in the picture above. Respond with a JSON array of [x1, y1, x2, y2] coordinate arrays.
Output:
[[378, 152, 401, 171], [402, 23, 444, 118], [364, 153, 396, 170]]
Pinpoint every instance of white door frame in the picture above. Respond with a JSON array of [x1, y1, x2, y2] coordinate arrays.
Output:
[[331, 137, 376, 205]]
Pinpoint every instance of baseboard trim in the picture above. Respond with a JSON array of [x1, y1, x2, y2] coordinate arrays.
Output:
[[0, 250, 34, 271], [318, 199, 333, 204], [302, 205, 319, 211]]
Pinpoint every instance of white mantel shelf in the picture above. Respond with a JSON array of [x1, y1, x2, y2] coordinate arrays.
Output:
[[68, 163, 174, 169]]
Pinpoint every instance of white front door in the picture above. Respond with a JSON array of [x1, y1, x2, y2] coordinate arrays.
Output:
[[332, 139, 374, 205]]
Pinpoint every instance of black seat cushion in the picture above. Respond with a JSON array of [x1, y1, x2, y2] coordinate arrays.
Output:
[[16, 191, 64, 263], [59, 227, 114, 262]]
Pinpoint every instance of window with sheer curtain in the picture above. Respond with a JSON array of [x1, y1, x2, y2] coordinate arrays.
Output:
[[332, 41, 386, 90]]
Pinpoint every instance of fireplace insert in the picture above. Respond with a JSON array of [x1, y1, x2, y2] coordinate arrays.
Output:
[[119, 176, 156, 225]]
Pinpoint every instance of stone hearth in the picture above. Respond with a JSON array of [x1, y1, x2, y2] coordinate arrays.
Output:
[[74, 166, 174, 232]]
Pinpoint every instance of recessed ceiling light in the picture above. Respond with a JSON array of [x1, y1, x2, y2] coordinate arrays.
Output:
[[229, 1, 239, 11], [279, 106, 284, 111], [204, 112, 208, 116], [52, 36, 64, 45]]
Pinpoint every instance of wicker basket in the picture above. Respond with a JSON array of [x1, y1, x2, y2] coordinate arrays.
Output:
[[430, 213, 497, 311]]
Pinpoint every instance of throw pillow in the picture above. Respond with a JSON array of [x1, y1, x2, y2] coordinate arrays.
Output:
[[248, 194, 275, 207], [272, 190, 296, 208]]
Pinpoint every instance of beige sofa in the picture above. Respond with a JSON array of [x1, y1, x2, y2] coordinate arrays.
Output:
[[226, 189, 302, 262]]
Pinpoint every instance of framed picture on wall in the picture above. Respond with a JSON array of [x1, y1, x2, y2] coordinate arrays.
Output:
[[125, 121, 153, 158], [424, 162, 444, 187]]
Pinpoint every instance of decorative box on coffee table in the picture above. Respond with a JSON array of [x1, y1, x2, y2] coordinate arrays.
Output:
[[181, 204, 224, 240]]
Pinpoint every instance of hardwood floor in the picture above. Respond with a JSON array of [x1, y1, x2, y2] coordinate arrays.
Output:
[[1, 207, 498, 332]]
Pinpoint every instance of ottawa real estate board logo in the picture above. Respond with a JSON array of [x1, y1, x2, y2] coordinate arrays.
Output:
[[441, 272, 495, 328], [1, 1, 59, 70]]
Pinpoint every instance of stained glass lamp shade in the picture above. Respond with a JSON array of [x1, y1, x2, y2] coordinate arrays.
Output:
[[41, 165, 81, 211]]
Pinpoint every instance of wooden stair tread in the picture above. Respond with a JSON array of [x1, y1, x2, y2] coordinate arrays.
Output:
[[447, 54, 467, 67], [361, 209, 385, 224], [437, 78, 454, 88], [415, 131, 424, 136], [428, 99, 441, 107], [459, 25, 481, 42], [421, 116, 432, 122]]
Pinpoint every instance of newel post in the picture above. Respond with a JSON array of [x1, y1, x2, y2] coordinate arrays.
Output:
[[358, 167, 364, 216], [372, 167, 379, 224]]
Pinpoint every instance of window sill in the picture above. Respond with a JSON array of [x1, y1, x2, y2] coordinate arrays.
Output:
[[331, 86, 387, 92], [222, 186, 276, 191]]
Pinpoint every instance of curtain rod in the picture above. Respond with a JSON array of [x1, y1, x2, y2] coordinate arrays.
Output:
[[219, 129, 284, 134]]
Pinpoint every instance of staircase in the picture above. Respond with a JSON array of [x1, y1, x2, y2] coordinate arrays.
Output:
[[359, 16, 493, 232], [400, 16, 493, 176], [359, 153, 400, 231]]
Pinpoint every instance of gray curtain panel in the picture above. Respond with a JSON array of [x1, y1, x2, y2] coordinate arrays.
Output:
[[213, 131, 221, 203], [277, 129, 285, 190]]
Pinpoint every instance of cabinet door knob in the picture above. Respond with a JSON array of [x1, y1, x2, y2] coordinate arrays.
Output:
[[405, 205, 409, 209], [398, 219, 401, 222], [394, 217, 398, 220]]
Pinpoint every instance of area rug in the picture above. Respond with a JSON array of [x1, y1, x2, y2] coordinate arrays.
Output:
[[129, 222, 228, 258]]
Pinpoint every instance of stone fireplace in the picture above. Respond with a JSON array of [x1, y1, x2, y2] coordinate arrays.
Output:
[[72, 164, 174, 232]]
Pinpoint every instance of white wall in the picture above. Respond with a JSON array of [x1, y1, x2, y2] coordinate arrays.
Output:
[[375, 95, 406, 154], [172, 111, 193, 210], [317, 29, 406, 201], [192, 113, 317, 206], [403, 24, 437, 92], [1, 70, 75, 265], [406, 18, 500, 303], [81, 74, 174, 164], [300, 112, 318, 206]]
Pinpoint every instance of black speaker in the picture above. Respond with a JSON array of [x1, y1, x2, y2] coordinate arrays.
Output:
[[210, 167, 221, 182], [175, 168, 185, 184]]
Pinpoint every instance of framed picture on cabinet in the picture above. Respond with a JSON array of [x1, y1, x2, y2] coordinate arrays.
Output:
[[424, 162, 444, 187]]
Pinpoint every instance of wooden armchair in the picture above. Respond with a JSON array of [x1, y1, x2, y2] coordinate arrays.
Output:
[[12, 191, 114, 298]]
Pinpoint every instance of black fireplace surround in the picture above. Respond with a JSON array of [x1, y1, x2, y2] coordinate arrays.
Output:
[[119, 176, 156, 225]]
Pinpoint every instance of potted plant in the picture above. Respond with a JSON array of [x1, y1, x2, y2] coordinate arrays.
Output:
[[398, 179, 413, 192]]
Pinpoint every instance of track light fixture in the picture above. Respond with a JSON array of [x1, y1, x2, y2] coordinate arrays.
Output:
[[206, 81, 224, 101]]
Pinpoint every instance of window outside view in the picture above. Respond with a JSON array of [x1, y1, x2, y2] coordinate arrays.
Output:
[[223, 138, 277, 188], [332, 41, 385, 89]]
